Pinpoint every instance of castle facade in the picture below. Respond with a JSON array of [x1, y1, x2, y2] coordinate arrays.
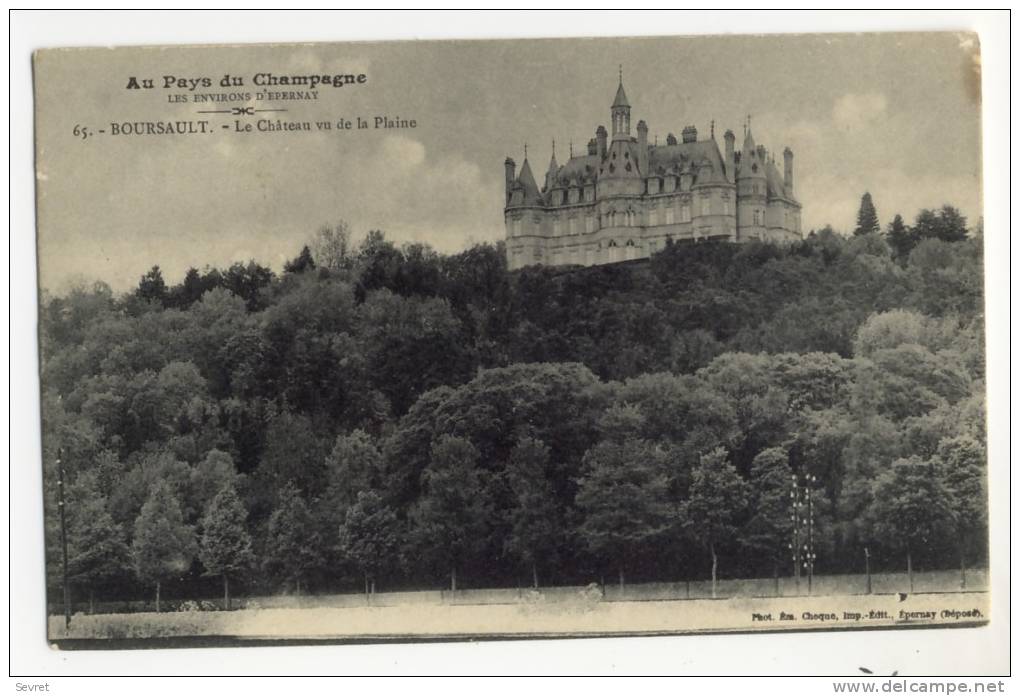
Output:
[[504, 78, 802, 270]]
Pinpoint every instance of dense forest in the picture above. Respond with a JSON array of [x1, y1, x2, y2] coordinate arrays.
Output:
[[40, 205, 987, 609]]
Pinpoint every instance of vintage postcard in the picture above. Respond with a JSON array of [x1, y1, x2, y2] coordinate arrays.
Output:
[[32, 32, 990, 650]]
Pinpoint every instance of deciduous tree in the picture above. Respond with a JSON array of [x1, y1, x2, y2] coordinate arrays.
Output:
[[337, 490, 400, 598], [505, 436, 562, 588], [575, 439, 673, 589], [199, 484, 255, 609], [682, 448, 750, 598], [407, 435, 489, 591], [131, 481, 196, 612]]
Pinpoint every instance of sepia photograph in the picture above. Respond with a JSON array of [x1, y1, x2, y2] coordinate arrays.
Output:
[[13, 10, 1010, 680]]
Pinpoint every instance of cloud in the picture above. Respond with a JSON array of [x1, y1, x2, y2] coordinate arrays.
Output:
[[380, 134, 426, 168], [342, 135, 502, 251], [832, 92, 888, 134]]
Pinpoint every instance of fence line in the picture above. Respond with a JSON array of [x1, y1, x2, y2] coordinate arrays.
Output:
[[52, 568, 988, 616]]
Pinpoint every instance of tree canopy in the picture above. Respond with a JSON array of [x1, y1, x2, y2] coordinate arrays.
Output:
[[40, 217, 986, 601]]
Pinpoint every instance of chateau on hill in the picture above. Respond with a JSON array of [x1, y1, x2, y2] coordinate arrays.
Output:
[[504, 77, 803, 270]]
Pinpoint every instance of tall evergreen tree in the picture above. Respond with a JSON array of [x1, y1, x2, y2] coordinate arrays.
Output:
[[199, 485, 255, 610], [854, 192, 880, 236], [132, 480, 196, 612], [136, 265, 168, 305], [914, 205, 969, 243], [886, 213, 917, 261], [283, 245, 317, 274]]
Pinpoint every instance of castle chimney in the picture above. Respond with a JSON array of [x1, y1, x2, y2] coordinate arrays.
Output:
[[636, 120, 648, 175], [596, 125, 608, 159], [783, 147, 794, 193], [682, 125, 697, 143], [666, 132, 677, 146], [587, 138, 597, 156], [724, 130, 735, 181], [504, 157, 516, 205]]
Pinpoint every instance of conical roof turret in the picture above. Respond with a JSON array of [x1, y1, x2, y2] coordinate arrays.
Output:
[[612, 81, 630, 109], [516, 156, 543, 206]]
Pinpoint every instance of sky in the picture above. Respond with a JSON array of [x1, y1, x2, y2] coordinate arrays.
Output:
[[34, 32, 983, 293]]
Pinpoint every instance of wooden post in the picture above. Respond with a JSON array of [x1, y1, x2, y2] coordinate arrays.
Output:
[[864, 547, 872, 594], [57, 448, 71, 629]]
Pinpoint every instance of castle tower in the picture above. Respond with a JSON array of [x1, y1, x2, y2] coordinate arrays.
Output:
[[599, 76, 643, 197], [610, 73, 631, 141], [736, 124, 767, 240]]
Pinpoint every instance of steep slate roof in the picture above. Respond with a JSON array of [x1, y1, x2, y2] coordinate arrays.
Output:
[[551, 154, 600, 186], [611, 82, 630, 108], [765, 159, 794, 201], [646, 139, 730, 185], [516, 158, 544, 205]]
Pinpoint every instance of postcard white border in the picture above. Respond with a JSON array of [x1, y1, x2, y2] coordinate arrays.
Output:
[[8, 9, 1012, 681]]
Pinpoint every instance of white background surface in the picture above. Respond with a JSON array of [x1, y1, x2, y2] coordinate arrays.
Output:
[[7, 9, 1013, 684]]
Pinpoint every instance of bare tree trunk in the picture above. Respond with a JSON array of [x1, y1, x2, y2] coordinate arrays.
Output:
[[532, 562, 538, 589], [960, 548, 967, 590], [864, 546, 872, 595], [618, 566, 624, 591], [155, 580, 161, 613], [223, 575, 230, 611], [89, 588, 94, 615], [451, 566, 457, 592], [907, 550, 913, 593], [773, 563, 779, 597], [710, 542, 718, 599], [364, 572, 370, 600], [370, 579, 375, 596]]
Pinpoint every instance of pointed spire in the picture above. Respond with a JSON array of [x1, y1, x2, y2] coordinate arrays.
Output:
[[546, 140, 559, 179], [743, 115, 756, 153], [612, 65, 630, 109], [517, 156, 541, 206]]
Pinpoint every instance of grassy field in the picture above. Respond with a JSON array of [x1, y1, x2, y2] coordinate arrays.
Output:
[[48, 571, 989, 643]]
